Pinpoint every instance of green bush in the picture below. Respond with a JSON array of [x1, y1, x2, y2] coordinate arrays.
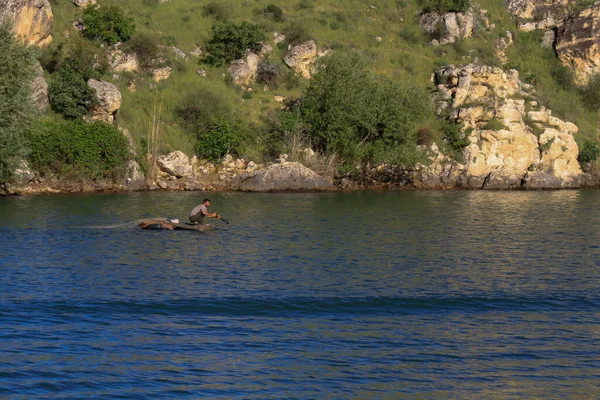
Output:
[[299, 51, 431, 166], [83, 5, 136, 45], [483, 118, 507, 131], [49, 68, 98, 120], [0, 21, 37, 183], [443, 120, 469, 154], [579, 140, 600, 165], [175, 89, 234, 134], [579, 74, 600, 111], [263, 4, 285, 22], [26, 120, 130, 181], [202, 1, 231, 21], [204, 22, 265, 66], [61, 35, 109, 80], [195, 118, 245, 163], [298, 0, 315, 9], [422, 0, 470, 13], [125, 32, 160, 69], [284, 20, 311, 45]]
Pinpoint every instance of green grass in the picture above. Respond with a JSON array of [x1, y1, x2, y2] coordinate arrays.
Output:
[[45, 0, 599, 160]]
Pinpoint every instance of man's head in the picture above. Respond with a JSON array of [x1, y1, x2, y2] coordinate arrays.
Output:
[[203, 198, 211, 206]]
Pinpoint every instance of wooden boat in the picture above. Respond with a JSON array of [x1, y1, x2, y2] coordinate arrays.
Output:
[[138, 219, 214, 232]]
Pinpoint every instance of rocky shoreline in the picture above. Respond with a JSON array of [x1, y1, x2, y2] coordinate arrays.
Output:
[[3, 151, 599, 196]]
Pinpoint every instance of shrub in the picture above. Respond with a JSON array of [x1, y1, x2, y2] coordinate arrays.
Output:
[[579, 74, 600, 111], [483, 118, 507, 131], [202, 1, 231, 21], [175, 89, 234, 134], [0, 21, 37, 183], [442, 120, 469, 154], [256, 61, 280, 88], [422, 0, 470, 13], [579, 141, 600, 165], [284, 20, 311, 45], [263, 4, 285, 22], [61, 35, 109, 80], [204, 22, 265, 66], [125, 32, 160, 69], [550, 64, 575, 91], [49, 68, 98, 120], [298, 0, 315, 9], [195, 118, 245, 163], [26, 120, 129, 181], [299, 51, 431, 166], [83, 5, 136, 45]]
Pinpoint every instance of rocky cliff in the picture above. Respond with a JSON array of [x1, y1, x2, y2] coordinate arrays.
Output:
[[0, 0, 52, 46], [423, 64, 581, 189], [556, 2, 600, 85]]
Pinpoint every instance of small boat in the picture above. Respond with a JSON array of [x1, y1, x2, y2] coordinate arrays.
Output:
[[138, 219, 215, 232]]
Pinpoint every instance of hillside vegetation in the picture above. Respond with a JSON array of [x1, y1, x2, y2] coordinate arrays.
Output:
[[4, 0, 600, 183]]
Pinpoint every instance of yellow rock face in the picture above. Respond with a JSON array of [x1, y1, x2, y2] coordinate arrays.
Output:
[[2, 0, 53, 46], [432, 64, 582, 189]]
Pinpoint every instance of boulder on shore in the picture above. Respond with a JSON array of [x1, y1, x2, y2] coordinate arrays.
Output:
[[232, 161, 335, 191], [157, 151, 192, 178]]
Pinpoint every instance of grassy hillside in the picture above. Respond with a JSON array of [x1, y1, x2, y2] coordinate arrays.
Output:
[[44, 0, 599, 162]]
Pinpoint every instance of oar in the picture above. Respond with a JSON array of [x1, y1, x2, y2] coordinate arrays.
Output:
[[218, 215, 229, 224]]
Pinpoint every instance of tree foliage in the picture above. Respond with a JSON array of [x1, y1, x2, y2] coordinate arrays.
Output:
[[579, 140, 600, 165], [83, 5, 136, 45], [26, 120, 130, 181], [195, 118, 245, 163], [49, 68, 98, 119], [297, 51, 430, 166], [0, 21, 37, 183], [204, 22, 264, 66]]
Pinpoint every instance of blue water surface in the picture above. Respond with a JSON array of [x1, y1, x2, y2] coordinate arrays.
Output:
[[1, 190, 600, 398]]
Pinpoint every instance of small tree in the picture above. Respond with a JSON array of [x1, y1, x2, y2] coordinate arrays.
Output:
[[204, 22, 265, 66], [195, 118, 245, 163], [49, 69, 98, 120], [579, 140, 600, 165], [299, 51, 430, 166], [263, 4, 285, 22], [83, 5, 136, 45], [27, 120, 130, 181], [0, 21, 37, 183]]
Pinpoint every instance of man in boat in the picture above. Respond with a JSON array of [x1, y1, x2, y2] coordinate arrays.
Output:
[[189, 198, 221, 225]]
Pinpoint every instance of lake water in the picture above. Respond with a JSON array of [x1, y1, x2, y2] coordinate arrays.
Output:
[[1, 190, 600, 398]]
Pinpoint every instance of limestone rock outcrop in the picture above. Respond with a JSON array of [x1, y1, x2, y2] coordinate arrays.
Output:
[[31, 61, 49, 112], [152, 66, 172, 82], [556, 2, 600, 85], [228, 52, 260, 87], [429, 64, 582, 189], [0, 0, 53, 46], [87, 79, 122, 123], [157, 151, 192, 178], [109, 47, 139, 73], [419, 11, 474, 45], [505, 0, 569, 31], [232, 161, 335, 191], [284, 40, 318, 78]]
